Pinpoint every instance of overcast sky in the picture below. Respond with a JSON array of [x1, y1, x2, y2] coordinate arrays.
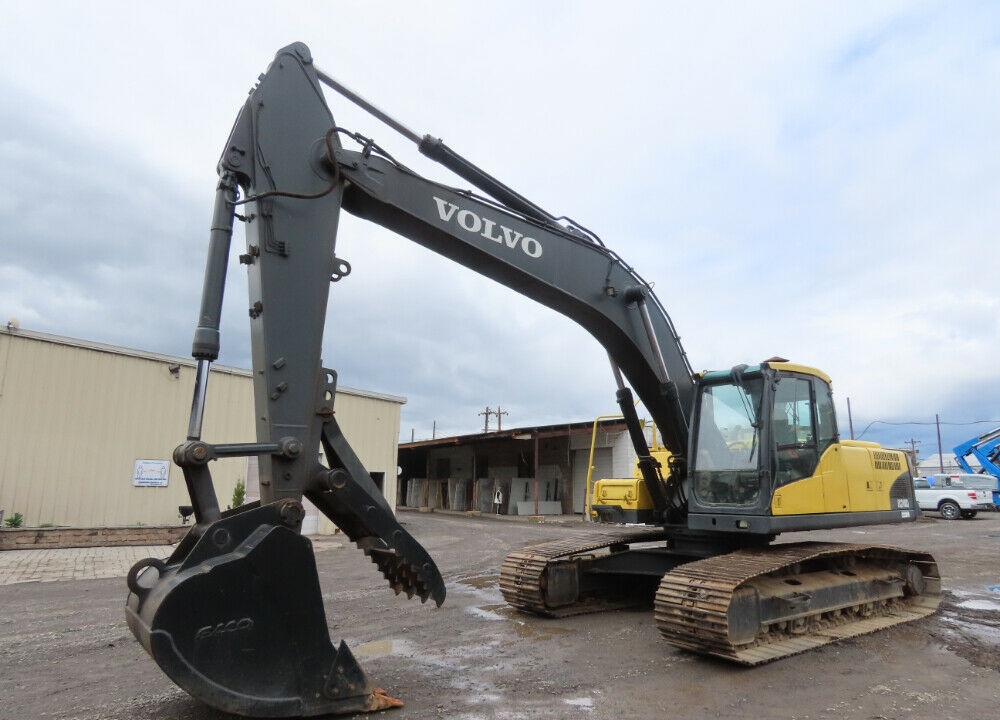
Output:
[[1, 1, 997, 461]]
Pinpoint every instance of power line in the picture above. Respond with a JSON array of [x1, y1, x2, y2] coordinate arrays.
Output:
[[856, 418, 1000, 439]]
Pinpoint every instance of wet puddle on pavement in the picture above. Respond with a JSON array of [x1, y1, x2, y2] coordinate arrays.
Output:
[[955, 598, 1000, 611], [457, 573, 499, 590], [511, 618, 572, 640], [452, 573, 506, 609], [351, 580, 590, 715], [465, 603, 508, 621], [931, 591, 1000, 671], [564, 696, 595, 712], [452, 575, 575, 641], [948, 587, 1000, 613]]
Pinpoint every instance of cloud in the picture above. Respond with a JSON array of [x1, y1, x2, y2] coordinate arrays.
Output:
[[0, 83, 208, 351], [1, 1, 997, 460]]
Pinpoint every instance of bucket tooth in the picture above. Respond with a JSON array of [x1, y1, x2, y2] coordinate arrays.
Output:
[[352, 535, 440, 604], [315, 415, 446, 607]]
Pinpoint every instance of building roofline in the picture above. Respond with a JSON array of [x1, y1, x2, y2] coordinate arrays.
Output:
[[399, 417, 630, 449], [0, 325, 406, 405]]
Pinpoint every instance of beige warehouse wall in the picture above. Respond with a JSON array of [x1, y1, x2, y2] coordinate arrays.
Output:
[[0, 331, 254, 527], [0, 329, 402, 530]]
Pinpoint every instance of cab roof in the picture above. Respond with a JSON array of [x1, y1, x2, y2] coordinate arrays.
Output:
[[698, 361, 832, 385]]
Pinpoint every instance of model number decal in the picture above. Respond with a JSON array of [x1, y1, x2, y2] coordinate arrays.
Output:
[[872, 450, 902, 470]]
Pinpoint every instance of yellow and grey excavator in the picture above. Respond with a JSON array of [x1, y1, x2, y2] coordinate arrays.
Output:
[[125, 43, 939, 717]]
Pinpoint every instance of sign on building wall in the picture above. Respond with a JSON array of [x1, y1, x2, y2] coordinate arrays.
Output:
[[133, 459, 170, 487]]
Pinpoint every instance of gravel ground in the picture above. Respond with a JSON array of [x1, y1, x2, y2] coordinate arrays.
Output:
[[1, 510, 998, 719]]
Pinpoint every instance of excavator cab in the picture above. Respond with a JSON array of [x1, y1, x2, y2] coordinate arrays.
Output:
[[592, 361, 853, 528], [685, 360, 920, 535]]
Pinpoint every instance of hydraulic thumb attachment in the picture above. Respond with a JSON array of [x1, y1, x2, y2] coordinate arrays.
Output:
[[126, 423, 444, 717]]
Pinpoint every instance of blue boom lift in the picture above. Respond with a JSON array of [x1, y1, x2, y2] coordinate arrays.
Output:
[[953, 426, 1000, 504]]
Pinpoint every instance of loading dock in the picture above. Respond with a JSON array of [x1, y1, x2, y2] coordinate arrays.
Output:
[[398, 418, 645, 517]]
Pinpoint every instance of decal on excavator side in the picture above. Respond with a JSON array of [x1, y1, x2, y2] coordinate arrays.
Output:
[[433, 196, 543, 258]]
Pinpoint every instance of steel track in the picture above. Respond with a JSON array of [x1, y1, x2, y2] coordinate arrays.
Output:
[[501, 533, 940, 664], [499, 527, 670, 617], [654, 541, 940, 664]]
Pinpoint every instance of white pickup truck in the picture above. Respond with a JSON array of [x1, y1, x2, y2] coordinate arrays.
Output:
[[912, 477, 993, 519]]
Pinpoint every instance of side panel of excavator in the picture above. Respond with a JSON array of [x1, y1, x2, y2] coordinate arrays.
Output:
[[771, 441, 916, 516]]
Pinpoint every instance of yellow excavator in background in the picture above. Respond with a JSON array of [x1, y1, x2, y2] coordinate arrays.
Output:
[[125, 43, 938, 717]]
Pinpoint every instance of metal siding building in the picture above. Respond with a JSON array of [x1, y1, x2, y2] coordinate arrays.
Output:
[[0, 327, 403, 531], [397, 419, 646, 516]]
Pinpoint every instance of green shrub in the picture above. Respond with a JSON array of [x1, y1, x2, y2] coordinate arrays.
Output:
[[232, 479, 246, 508], [4, 512, 24, 528]]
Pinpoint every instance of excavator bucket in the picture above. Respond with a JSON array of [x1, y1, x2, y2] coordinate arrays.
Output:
[[127, 506, 377, 716], [127, 488, 442, 716], [127, 409, 444, 716]]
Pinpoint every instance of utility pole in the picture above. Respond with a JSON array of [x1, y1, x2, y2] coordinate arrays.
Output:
[[478, 406, 492, 432], [478, 405, 510, 432], [935, 414, 944, 472], [903, 438, 921, 474], [846, 397, 855, 440]]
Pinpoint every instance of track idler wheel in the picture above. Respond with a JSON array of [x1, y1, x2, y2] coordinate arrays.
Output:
[[126, 507, 396, 717]]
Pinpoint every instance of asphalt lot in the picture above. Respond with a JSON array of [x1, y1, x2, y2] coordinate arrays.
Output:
[[1, 510, 999, 719]]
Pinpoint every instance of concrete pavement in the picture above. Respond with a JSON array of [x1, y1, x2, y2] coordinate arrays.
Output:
[[0, 536, 355, 586], [0, 545, 176, 585], [0, 510, 582, 586]]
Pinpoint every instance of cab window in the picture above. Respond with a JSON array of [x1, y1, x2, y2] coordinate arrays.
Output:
[[813, 377, 838, 453], [772, 376, 820, 484], [691, 379, 763, 507]]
